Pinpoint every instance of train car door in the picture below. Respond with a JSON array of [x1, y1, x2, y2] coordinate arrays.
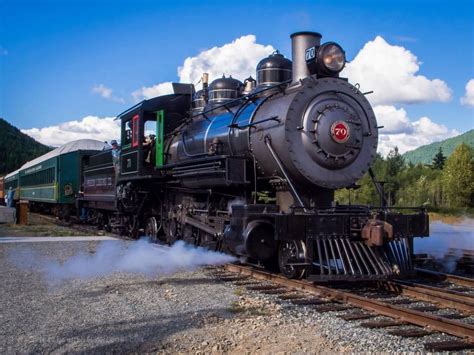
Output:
[[120, 114, 140, 176]]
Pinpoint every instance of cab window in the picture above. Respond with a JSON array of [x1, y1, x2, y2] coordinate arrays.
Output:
[[122, 120, 133, 148]]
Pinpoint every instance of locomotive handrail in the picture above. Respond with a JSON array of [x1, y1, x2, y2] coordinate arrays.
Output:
[[229, 116, 280, 130], [154, 155, 247, 171]]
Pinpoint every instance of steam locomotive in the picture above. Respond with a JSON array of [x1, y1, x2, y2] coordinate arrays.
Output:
[[11, 31, 430, 281]]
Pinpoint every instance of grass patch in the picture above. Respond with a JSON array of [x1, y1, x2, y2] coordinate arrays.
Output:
[[0, 223, 95, 237], [233, 287, 245, 296], [226, 301, 271, 316]]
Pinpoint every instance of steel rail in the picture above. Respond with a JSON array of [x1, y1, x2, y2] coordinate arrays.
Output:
[[380, 280, 474, 313], [225, 264, 474, 342], [415, 268, 474, 288]]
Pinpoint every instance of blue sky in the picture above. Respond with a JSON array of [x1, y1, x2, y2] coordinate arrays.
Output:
[[0, 0, 473, 152]]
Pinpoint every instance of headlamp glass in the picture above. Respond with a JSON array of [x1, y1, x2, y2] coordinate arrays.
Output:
[[319, 43, 345, 73]]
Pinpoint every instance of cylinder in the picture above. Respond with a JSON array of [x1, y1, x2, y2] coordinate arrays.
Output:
[[290, 31, 322, 83]]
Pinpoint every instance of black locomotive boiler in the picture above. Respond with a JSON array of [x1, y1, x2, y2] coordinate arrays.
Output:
[[79, 31, 429, 281]]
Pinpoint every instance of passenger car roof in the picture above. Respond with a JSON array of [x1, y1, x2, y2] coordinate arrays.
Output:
[[21, 139, 107, 171]]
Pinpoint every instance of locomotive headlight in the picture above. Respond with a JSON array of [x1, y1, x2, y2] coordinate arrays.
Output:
[[317, 42, 346, 74]]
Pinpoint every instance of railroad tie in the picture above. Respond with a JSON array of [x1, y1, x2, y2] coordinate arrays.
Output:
[[260, 288, 288, 295], [233, 280, 261, 286], [409, 305, 439, 312], [424, 340, 474, 352], [338, 313, 375, 321], [314, 304, 352, 313], [440, 313, 469, 319], [291, 298, 329, 306], [217, 276, 250, 282], [278, 294, 307, 300], [388, 328, 432, 338], [246, 285, 284, 291], [361, 320, 407, 329], [386, 299, 415, 305]]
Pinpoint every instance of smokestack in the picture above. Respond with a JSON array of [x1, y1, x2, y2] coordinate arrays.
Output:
[[290, 31, 322, 84]]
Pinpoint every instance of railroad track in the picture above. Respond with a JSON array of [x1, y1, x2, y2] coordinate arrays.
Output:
[[415, 267, 474, 288], [377, 279, 474, 312], [221, 263, 474, 351]]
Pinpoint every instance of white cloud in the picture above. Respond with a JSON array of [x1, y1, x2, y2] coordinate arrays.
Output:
[[132, 35, 275, 101], [132, 82, 174, 101], [460, 79, 474, 107], [177, 34, 274, 84], [375, 105, 458, 155], [373, 105, 413, 134], [92, 84, 125, 103], [343, 36, 452, 106], [22, 116, 120, 146]]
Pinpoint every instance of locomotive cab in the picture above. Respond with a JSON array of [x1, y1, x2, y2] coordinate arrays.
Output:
[[116, 90, 192, 180]]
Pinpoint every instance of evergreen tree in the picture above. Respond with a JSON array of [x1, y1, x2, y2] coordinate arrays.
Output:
[[383, 147, 404, 205], [442, 143, 474, 208], [432, 147, 446, 169], [0, 118, 52, 175]]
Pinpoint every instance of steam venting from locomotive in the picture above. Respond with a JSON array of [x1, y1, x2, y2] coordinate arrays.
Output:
[[414, 218, 473, 273], [10, 240, 236, 284]]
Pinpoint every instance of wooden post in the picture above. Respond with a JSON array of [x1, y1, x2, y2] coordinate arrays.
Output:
[[17, 200, 29, 225]]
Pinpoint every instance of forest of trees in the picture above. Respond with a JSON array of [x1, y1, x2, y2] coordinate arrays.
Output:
[[403, 129, 473, 165], [335, 143, 474, 213], [0, 118, 52, 175]]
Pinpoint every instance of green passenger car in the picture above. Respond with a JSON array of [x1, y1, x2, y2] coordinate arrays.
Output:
[[18, 140, 106, 205]]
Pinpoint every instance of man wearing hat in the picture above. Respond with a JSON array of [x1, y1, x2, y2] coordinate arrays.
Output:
[[111, 140, 121, 179]]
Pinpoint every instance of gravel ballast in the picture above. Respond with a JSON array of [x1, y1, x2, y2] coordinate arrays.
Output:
[[0, 237, 464, 353]]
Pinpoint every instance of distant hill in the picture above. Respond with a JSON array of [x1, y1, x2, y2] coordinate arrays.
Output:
[[0, 118, 52, 175], [403, 129, 474, 165]]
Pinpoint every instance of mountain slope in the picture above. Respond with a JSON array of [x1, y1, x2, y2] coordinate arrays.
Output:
[[0, 118, 52, 175], [403, 129, 474, 165]]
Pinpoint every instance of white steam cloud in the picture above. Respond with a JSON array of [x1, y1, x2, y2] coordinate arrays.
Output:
[[11, 239, 236, 284], [414, 218, 473, 272]]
